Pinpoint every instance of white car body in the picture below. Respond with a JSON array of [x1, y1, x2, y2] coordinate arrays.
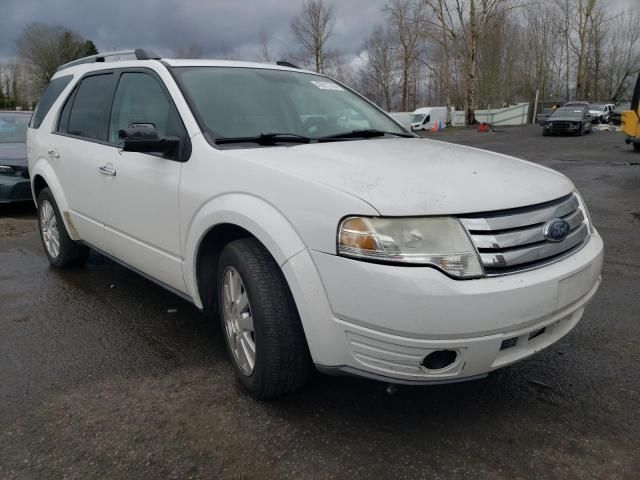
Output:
[[410, 107, 448, 131], [589, 103, 615, 122], [28, 57, 603, 386]]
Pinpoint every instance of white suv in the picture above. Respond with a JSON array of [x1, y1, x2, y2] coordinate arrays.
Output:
[[28, 50, 603, 398]]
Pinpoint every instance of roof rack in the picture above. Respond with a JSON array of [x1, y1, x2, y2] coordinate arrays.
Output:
[[276, 61, 300, 69], [57, 48, 161, 72]]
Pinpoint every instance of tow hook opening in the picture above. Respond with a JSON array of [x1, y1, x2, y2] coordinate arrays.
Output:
[[421, 350, 458, 371]]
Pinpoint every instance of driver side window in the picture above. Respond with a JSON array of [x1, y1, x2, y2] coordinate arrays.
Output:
[[108, 72, 182, 145]]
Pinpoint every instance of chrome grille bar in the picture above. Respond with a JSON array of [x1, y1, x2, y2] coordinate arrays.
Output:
[[470, 209, 585, 250], [459, 194, 579, 231], [458, 193, 589, 275], [479, 223, 588, 269]]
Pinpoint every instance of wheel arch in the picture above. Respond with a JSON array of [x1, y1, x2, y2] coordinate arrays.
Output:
[[185, 193, 307, 311], [30, 161, 80, 240]]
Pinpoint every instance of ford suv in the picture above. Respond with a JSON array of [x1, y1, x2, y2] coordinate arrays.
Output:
[[28, 50, 603, 398]]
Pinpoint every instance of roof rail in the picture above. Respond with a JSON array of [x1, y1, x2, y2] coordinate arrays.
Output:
[[276, 61, 300, 69], [57, 48, 161, 72]]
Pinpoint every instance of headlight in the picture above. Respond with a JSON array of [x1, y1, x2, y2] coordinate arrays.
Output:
[[574, 190, 594, 234], [338, 216, 484, 278], [0, 165, 16, 174]]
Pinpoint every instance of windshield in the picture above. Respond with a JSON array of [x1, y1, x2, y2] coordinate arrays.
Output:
[[411, 114, 426, 123], [551, 109, 584, 120], [174, 67, 406, 143], [0, 113, 29, 143]]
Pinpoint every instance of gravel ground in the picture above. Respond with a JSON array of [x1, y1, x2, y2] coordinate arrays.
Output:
[[0, 125, 638, 479]]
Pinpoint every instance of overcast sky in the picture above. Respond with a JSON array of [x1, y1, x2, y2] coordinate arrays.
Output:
[[0, 0, 389, 64], [1, 0, 637, 65]]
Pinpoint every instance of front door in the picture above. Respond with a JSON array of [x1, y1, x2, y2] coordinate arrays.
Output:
[[101, 71, 187, 293]]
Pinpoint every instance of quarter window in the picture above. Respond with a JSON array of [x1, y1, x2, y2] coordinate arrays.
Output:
[[66, 73, 116, 141], [108, 72, 182, 145], [30, 75, 73, 129]]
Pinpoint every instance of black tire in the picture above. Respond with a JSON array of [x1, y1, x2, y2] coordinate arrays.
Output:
[[633, 142, 640, 152], [577, 125, 584, 136], [542, 129, 549, 136], [217, 238, 311, 399], [37, 188, 89, 267]]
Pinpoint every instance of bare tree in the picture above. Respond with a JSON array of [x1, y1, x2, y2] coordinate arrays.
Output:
[[570, 0, 598, 99], [16, 23, 98, 92], [291, 0, 336, 73], [598, 10, 640, 101], [384, 0, 426, 111], [259, 28, 274, 62], [359, 25, 397, 110]]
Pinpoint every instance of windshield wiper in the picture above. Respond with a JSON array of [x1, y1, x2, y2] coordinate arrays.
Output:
[[215, 133, 312, 145], [318, 129, 415, 141]]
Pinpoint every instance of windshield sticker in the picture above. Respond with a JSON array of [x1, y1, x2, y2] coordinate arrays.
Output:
[[310, 81, 344, 91]]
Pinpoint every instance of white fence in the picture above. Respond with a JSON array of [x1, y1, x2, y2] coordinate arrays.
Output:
[[390, 103, 530, 128], [452, 103, 530, 126]]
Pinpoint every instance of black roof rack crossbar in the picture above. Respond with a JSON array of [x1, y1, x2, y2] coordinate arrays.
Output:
[[57, 48, 161, 72], [276, 61, 300, 69]]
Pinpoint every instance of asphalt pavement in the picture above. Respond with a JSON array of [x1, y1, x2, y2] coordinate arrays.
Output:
[[1, 125, 638, 479]]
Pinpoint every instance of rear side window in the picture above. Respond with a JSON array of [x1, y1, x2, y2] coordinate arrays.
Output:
[[30, 75, 73, 129], [64, 73, 116, 141]]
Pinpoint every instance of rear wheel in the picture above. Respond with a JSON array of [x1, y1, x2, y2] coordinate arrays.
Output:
[[217, 238, 311, 399], [633, 142, 640, 152], [37, 188, 89, 267]]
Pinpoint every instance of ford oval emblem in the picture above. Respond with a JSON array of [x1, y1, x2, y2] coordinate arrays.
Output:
[[543, 218, 571, 242]]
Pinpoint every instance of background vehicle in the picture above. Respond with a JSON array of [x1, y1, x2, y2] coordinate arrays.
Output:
[[588, 102, 615, 123], [610, 102, 630, 125], [622, 72, 640, 152], [28, 50, 603, 399], [537, 108, 553, 126], [543, 107, 592, 136], [0, 111, 32, 204], [410, 107, 447, 131]]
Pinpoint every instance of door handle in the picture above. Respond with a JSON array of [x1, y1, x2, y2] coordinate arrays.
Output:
[[48, 149, 60, 158], [98, 165, 117, 176]]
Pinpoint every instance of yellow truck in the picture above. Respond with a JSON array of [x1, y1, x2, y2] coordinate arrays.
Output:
[[622, 72, 640, 152]]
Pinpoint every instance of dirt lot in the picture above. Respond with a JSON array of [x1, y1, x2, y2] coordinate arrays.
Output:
[[1, 126, 639, 479]]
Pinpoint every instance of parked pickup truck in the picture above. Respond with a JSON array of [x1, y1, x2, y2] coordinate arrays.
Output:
[[28, 49, 603, 398]]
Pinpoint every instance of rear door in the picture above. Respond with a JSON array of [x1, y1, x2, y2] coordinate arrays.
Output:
[[52, 72, 118, 250], [100, 70, 188, 293]]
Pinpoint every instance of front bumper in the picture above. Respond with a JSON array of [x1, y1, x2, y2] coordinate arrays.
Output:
[[287, 231, 603, 385], [0, 175, 32, 203]]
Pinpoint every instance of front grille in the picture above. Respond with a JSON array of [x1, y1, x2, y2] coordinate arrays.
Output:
[[549, 121, 574, 131], [10, 181, 32, 200], [458, 193, 589, 275]]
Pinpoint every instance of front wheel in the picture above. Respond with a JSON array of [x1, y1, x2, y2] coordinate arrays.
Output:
[[37, 188, 89, 267], [633, 142, 640, 152], [217, 238, 311, 398]]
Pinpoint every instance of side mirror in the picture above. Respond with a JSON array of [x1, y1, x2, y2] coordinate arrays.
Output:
[[119, 123, 180, 155]]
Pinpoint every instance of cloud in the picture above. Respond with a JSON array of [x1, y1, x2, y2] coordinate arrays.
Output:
[[0, 0, 388, 63]]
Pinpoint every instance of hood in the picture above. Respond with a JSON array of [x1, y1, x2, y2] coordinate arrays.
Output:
[[0, 142, 27, 168], [548, 116, 582, 122], [224, 138, 574, 216]]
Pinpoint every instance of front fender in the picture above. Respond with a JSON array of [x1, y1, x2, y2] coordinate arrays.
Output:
[[30, 157, 81, 240], [183, 193, 307, 309]]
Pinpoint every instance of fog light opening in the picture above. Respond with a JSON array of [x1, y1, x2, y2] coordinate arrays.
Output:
[[422, 350, 458, 371]]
